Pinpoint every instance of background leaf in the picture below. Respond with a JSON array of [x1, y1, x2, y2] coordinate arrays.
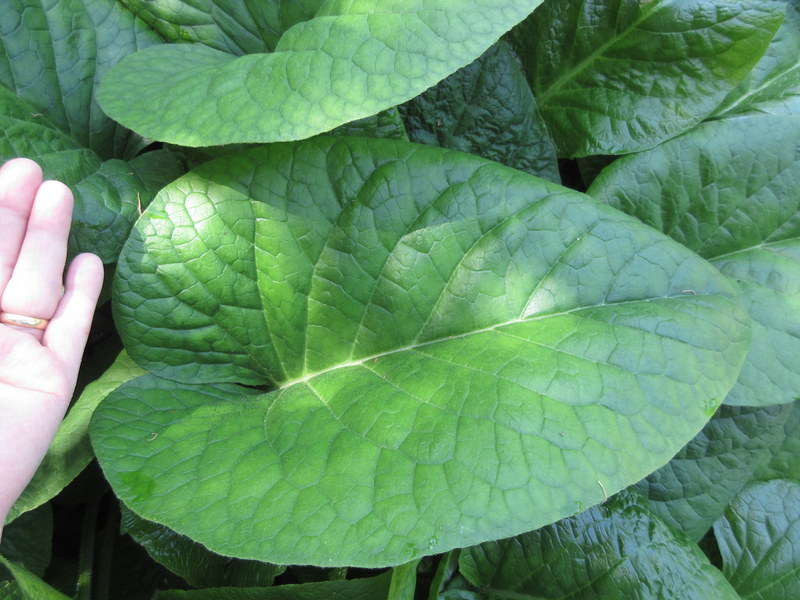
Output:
[[0, 0, 161, 159], [753, 399, 800, 482], [120, 504, 284, 588], [0, 3, 185, 262], [459, 490, 741, 599], [511, 0, 784, 157], [636, 403, 792, 541], [715, 0, 800, 117], [120, 0, 326, 54], [0, 507, 52, 578], [589, 114, 800, 406], [97, 0, 544, 146], [152, 570, 392, 600], [400, 40, 560, 182], [714, 480, 800, 600], [96, 137, 749, 567]]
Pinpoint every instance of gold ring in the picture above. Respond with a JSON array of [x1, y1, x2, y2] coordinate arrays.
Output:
[[0, 312, 49, 330]]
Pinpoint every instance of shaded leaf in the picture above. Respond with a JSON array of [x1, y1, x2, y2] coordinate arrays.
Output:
[[0, 0, 161, 160], [120, 505, 284, 588], [636, 403, 792, 541], [715, 0, 800, 117], [329, 108, 408, 141], [95, 137, 748, 567], [400, 40, 560, 182], [589, 114, 800, 406], [753, 400, 800, 482], [388, 560, 419, 600], [120, 0, 325, 54], [512, 0, 783, 157], [152, 570, 392, 600], [0, 507, 52, 578], [0, 557, 69, 600], [97, 1, 544, 146], [459, 490, 740, 599], [714, 480, 800, 600]]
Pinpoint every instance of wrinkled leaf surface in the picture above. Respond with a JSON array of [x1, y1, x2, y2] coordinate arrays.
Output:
[[513, 0, 783, 157], [589, 114, 800, 406], [94, 137, 749, 567], [97, 0, 544, 146]]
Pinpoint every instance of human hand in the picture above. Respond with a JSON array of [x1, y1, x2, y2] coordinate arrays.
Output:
[[0, 158, 104, 535]]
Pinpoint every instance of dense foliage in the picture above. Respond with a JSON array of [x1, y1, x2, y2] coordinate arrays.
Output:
[[1, 0, 798, 598]]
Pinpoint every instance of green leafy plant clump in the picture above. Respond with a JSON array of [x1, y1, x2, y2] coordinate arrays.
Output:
[[1, 0, 799, 598]]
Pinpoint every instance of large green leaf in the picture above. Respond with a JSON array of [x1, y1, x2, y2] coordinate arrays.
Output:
[[94, 137, 749, 567], [714, 480, 800, 600], [511, 0, 783, 157], [97, 0, 544, 146], [715, 0, 800, 117], [120, 0, 325, 54], [400, 40, 560, 183], [636, 403, 792, 541], [589, 114, 800, 406], [458, 490, 741, 599]]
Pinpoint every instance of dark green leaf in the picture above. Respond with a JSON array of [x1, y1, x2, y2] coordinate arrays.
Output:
[[0, 0, 161, 160], [120, 504, 284, 588], [329, 108, 409, 141], [513, 0, 784, 157], [95, 137, 748, 567], [715, 0, 800, 117], [0, 507, 52, 578], [153, 570, 392, 600], [120, 0, 325, 54], [0, 74, 164, 264], [589, 114, 800, 406], [714, 480, 800, 600], [753, 400, 800, 482], [400, 40, 560, 182], [0, 556, 69, 600], [636, 403, 792, 541], [460, 490, 741, 599], [388, 560, 419, 600], [97, 1, 544, 146]]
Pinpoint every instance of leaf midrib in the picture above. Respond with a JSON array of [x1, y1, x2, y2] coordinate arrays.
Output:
[[536, 0, 664, 104], [280, 293, 719, 388]]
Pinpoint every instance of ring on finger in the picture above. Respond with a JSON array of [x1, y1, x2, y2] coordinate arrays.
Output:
[[0, 311, 49, 330]]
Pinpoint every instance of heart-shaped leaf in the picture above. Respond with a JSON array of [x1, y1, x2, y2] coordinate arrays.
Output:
[[589, 114, 800, 406], [511, 0, 784, 157], [95, 137, 749, 567], [97, 0, 544, 146]]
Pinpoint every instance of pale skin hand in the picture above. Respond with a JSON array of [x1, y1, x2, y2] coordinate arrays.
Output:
[[0, 158, 104, 541]]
